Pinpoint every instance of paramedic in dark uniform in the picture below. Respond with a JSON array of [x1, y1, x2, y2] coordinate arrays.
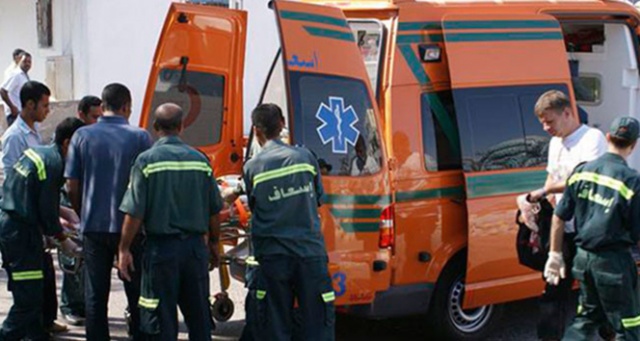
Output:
[[0, 117, 84, 340], [118, 103, 223, 340], [544, 116, 640, 340], [243, 103, 334, 341]]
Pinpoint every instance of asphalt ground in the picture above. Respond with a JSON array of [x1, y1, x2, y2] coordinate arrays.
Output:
[[0, 255, 575, 340]]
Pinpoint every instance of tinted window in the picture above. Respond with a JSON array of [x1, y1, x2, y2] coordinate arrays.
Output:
[[421, 91, 462, 171], [148, 68, 224, 147], [289, 72, 382, 176], [454, 84, 566, 171]]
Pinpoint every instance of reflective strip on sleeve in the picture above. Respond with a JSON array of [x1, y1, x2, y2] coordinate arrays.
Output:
[[23, 149, 46, 181], [256, 290, 266, 300], [138, 297, 160, 310], [12, 270, 44, 281], [568, 171, 635, 200], [321, 291, 335, 303], [576, 304, 583, 315], [246, 256, 260, 267], [142, 161, 212, 178], [622, 315, 640, 329], [253, 163, 316, 187]]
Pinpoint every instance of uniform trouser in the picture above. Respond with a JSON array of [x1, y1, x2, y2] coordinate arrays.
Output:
[[60, 262, 85, 317], [538, 232, 576, 340], [251, 255, 335, 341], [140, 234, 212, 340], [564, 247, 640, 341], [83, 232, 143, 341], [42, 251, 58, 327], [0, 215, 49, 341]]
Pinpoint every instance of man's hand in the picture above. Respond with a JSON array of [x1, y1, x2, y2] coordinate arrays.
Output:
[[528, 187, 547, 202], [118, 249, 135, 282], [543, 251, 566, 285], [208, 242, 219, 271], [59, 238, 81, 257]]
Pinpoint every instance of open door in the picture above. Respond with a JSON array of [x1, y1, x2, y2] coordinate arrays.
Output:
[[272, 1, 393, 306], [140, 3, 247, 176], [442, 13, 573, 308]]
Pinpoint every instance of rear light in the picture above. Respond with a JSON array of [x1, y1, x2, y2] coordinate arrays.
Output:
[[378, 204, 395, 249]]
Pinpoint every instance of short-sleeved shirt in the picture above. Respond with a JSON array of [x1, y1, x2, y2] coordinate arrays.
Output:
[[243, 139, 326, 258], [1, 144, 64, 236], [120, 135, 223, 235], [555, 153, 640, 252], [1, 70, 29, 117], [546, 124, 607, 232], [65, 115, 152, 234], [1, 115, 42, 176]]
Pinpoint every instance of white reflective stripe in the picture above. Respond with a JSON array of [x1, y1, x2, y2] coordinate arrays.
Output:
[[23, 149, 46, 180], [138, 297, 160, 309], [568, 171, 635, 200], [142, 161, 212, 178], [623, 315, 640, 328], [322, 291, 335, 303], [253, 163, 316, 187]]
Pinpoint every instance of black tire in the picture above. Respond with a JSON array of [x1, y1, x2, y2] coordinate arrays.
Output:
[[427, 258, 503, 340]]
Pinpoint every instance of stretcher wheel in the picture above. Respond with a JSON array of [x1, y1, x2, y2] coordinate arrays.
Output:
[[211, 292, 234, 322]]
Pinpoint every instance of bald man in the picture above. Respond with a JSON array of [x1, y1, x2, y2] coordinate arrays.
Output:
[[119, 103, 223, 339]]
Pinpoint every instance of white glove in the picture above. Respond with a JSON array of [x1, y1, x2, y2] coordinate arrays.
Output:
[[58, 238, 81, 258], [517, 194, 540, 232], [543, 251, 565, 286]]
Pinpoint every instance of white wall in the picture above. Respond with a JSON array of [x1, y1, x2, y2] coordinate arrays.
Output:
[[242, 0, 279, 132]]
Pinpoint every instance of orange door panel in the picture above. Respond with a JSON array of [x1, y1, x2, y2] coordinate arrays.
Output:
[[442, 13, 572, 308], [141, 3, 247, 176], [273, 0, 393, 306]]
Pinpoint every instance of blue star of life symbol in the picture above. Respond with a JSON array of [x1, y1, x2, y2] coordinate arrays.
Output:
[[315, 96, 360, 154]]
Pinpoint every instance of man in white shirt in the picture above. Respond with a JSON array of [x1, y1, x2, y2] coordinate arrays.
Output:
[[2, 49, 24, 83], [526, 90, 607, 341], [0, 52, 31, 127]]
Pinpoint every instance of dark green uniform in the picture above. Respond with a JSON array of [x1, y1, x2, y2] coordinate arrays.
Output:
[[0, 145, 65, 341], [120, 135, 223, 340], [555, 152, 640, 340], [243, 139, 334, 341]]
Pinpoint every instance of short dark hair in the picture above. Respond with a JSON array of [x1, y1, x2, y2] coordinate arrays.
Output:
[[20, 52, 31, 59], [153, 106, 184, 132], [252, 103, 283, 139], [54, 117, 85, 146], [20, 81, 50, 108], [101, 83, 131, 112], [12, 48, 25, 59], [77, 95, 102, 114], [609, 135, 636, 149]]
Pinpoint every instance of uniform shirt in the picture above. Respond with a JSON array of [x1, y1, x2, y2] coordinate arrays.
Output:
[[546, 124, 607, 232], [0, 144, 64, 236], [243, 139, 326, 258], [120, 135, 223, 235], [0, 70, 29, 117], [1, 115, 42, 176], [64, 115, 152, 234], [555, 153, 640, 252]]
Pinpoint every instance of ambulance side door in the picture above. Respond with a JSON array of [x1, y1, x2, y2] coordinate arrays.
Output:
[[441, 13, 573, 308], [141, 3, 247, 176]]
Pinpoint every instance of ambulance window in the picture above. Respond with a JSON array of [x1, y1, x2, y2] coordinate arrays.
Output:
[[573, 75, 601, 104], [349, 20, 384, 96], [148, 68, 224, 147], [455, 84, 561, 171], [421, 91, 462, 171], [289, 72, 383, 176]]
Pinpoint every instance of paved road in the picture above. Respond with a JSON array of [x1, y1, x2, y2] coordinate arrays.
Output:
[[0, 256, 575, 340]]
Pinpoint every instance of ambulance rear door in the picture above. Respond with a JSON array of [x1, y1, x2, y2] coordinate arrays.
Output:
[[442, 13, 573, 308], [141, 3, 247, 176], [272, 0, 393, 306]]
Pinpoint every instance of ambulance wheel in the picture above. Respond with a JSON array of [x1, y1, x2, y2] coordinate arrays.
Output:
[[427, 259, 502, 340], [211, 293, 235, 322]]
